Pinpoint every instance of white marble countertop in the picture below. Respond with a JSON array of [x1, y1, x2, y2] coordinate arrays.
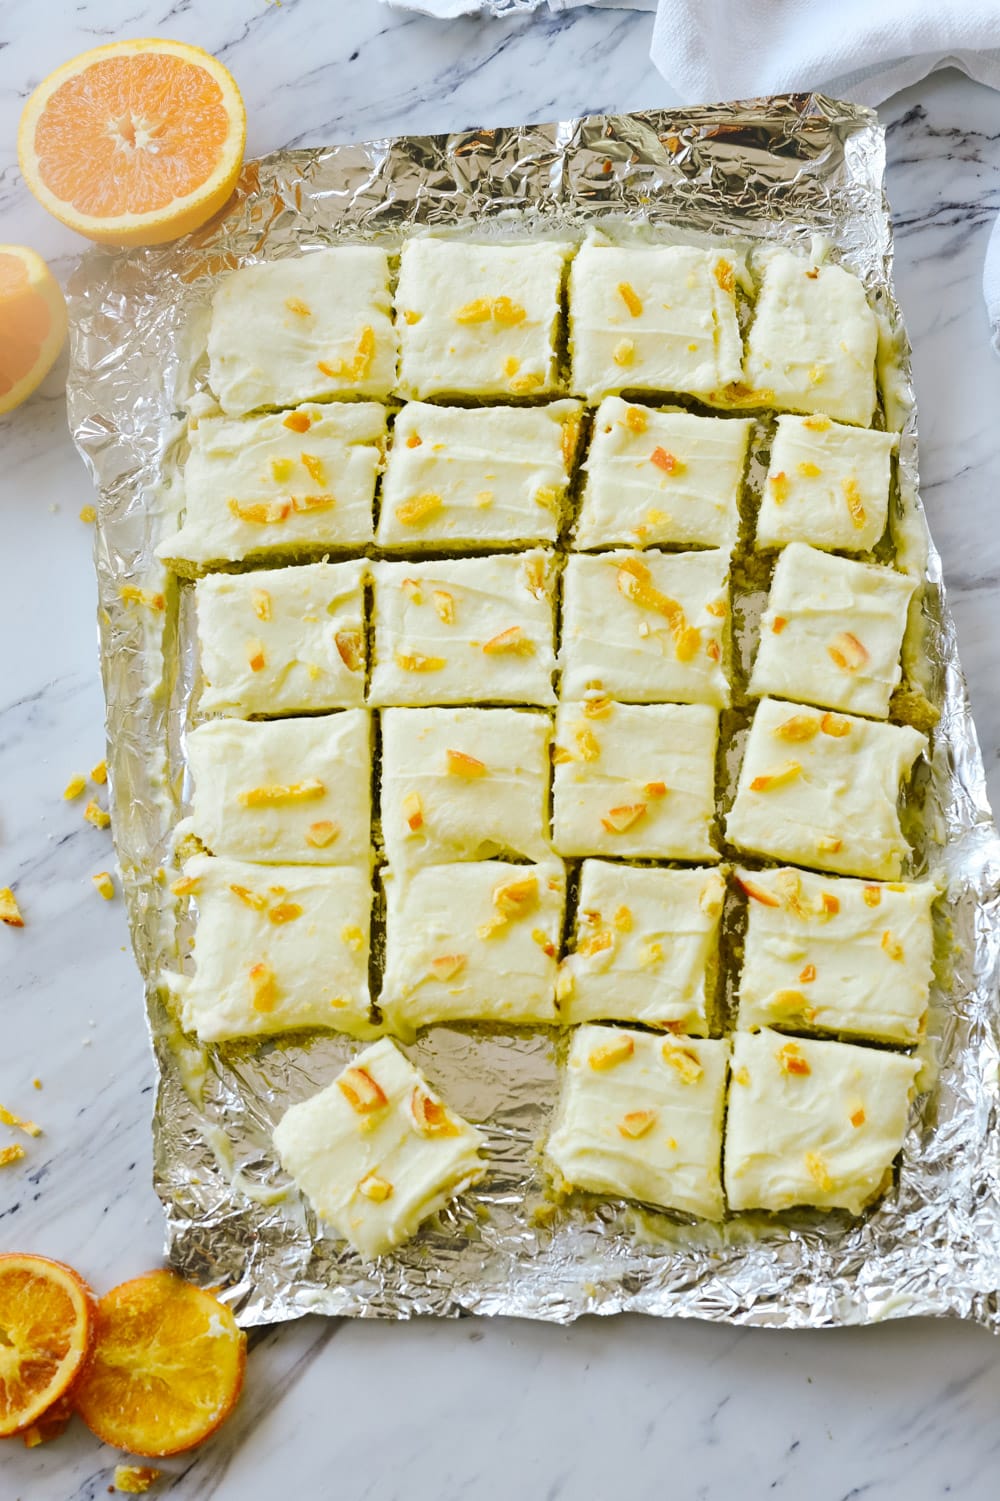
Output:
[[2, 3, 1000, 1497]]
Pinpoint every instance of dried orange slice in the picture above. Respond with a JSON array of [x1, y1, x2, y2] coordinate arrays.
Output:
[[0, 246, 67, 416], [18, 39, 246, 246], [0, 1252, 95, 1437], [74, 1269, 246, 1456]]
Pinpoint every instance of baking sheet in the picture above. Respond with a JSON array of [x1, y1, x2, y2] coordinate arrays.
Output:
[[65, 99, 1000, 1329]]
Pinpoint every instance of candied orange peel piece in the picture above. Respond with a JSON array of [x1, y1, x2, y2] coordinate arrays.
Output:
[[227, 498, 291, 526], [736, 874, 780, 908], [820, 711, 852, 737], [335, 629, 364, 672], [661, 1043, 703, 1084], [429, 953, 466, 982], [618, 1109, 657, 1139], [339, 1066, 388, 1115], [113, 1465, 162, 1494], [396, 651, 447, 673], [805, 1151, 833, 1191], [827, 632, 869, 673], [482, 625, 533, 656], [395, 493, 443, 527], [358, 1172, 393, 1203], [617, 281, 643, 317], [749, 761, 801, 793], [624, 405, 648, 434], [863, 884, 882, 907], [588, 1034, 634, 1071], [84, 799, 111, 830], [0, 888, 24, 928], [92, 871, 115, 901], [775, 713, 820, 743], [769, 471, 789, 504], [650, 446, 684, 475], [248, 962, 277, 1013], [283, 410, 312, 433], [239, 778, 325, 807], [843, 477, 866, 529], [776, 1042, 810, 1077], [445, 749, 487, 778], [881, 929, 905, 961], [318, 325, 375, 382], [601, 803, 646, 834], [402, 791, 424, 832], [410, 1087, 460, 1137]]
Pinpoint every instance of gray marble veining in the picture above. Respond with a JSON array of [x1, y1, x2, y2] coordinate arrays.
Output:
[[1, 3, 999, 1497]]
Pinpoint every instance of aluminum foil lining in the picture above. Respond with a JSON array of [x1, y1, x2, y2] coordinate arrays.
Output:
[[65, 99, 1000, 1331]]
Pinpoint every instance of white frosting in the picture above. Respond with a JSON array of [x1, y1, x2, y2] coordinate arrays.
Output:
[[395, 238, 570, 399], [380, 707, 551, 870], [750, 543, 916, 719], [735, 867, 935, 1045], [377, 400, 580, 549], [743, 251, 878, 427], [574, 399, 751, 551], [158, 404, 384, 567], [755, 414, 896, 553], [559, 549, 730, 707], [207, 248, 397, 414], [726, 698, 926, 880], [546, 1025, 730, 1220], [552, 700, 719, 861], [569, 240, 744, 405], [185, 712, 371, 866], [195, 559, 367, 716], [370, 552, 557, 706], [273, 1037, 485, 1260], [175, 854, 373, 1042], [724, 1028, 920, 1214], [559, 863, 725, 1032], [379, 862, 564, 1033]]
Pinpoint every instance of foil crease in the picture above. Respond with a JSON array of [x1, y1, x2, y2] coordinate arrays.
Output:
[[65, 100, 1000, 1330]]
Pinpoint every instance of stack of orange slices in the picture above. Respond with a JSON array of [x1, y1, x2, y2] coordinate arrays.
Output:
[[0, 1254, 246, 1457]]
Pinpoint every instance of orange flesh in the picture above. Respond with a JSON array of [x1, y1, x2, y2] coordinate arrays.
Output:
[[0, 253, 53, 399], [33, 54, 230, 220], [0, 1255, 93, 1436]]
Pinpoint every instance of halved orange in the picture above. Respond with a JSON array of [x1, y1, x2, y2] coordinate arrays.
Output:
[[0, 1252, 95, 1437], [18, 39, 246, 247], [0, 246, 67, 416], [74, 1269, 246, 1457]]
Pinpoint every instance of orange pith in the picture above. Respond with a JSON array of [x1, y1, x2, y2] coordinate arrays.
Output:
[[19, 40, 246, 246], [0, 246, 67, 415], [73, 1269, 246, 1457], [0, 1253, 95, 1437]]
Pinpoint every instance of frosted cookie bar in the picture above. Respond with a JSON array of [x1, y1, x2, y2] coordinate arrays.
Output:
[[207, 247, 397, 414], [195, 559, 366, 717], [724, 1029, 920, 1214], [750, 543, 916, 720], [726, 698, 926, 880], [743, 251, 878, 427], [736, 867, 935, 1046], [552, 700, 719, 861], [756, 414, 896, 553], [157, 404, 383, 570], [569, 241, 743, 404], [273, 1038, 486, 1260], [174, 854, 372, 1042], [380, 707, 551, 870], [370, 552, 557, 706], [184, 712, 371, 866], [377, 400, 581, 550], [546, 1026, 730, 1220], [558, 863, 726, 1033], [574, 399, 751, 552], [379, 862, 564, 1033], [560, 549, 729, 707], [395, 238, 570, 399]]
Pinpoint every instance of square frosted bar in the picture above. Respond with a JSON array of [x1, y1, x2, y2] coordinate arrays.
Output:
[[755, 414, 896, 553], [743, 251, 878, 427], [558, 862, 725, 1033], [158, 404, 383, 569], [395, 237, 570, 399], [273, 1038, 485, 1260], [546, 1025, 730, 1221], [750, 543, 916, 719], [560, 549, 729, 707], [195, 559, 366, 716], [370, 552, 557, 706], [736, 867, 935, 1045], [724, 1029, 919, 1215], [377, 400, 581, 550], [569, 240, 743, 404], [184, 712, 371, 866], [552, 700, 719, 861], [726, 698, 926, 881], [380, 707, 551, 870], [574, 398, 751, 552], [207, 247, 397, 414]]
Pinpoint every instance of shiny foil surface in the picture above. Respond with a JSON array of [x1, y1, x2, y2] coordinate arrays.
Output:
[[65, 100, 1000, 1329]]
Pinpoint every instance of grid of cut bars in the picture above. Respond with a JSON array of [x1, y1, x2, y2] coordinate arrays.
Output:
[[164, 236, 934, 1249]]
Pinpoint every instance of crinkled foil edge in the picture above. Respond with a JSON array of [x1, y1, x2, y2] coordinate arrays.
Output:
[[65, 100, 1000, 1330]]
